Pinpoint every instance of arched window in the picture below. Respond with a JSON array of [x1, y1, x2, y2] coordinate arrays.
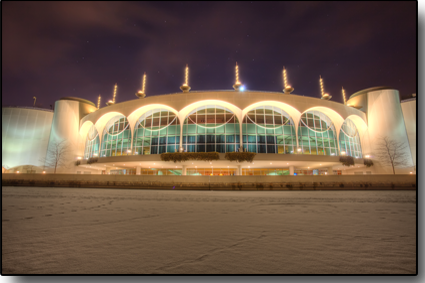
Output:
[[182, 105, 240, 153], [339, 119, 362, 158], [298, 111, 338, 155], [133, 109, 180, 155], [242, 106, 296, 153], [100, 115, 131, 157], [84, 125, 100, 159]]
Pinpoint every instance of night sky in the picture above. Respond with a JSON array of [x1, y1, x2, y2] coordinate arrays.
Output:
[[2, 1, 417, 109]]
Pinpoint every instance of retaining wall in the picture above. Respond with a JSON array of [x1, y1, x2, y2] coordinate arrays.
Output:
[[2, 173, 416, 190]]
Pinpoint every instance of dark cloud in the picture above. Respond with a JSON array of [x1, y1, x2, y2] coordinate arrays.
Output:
[[2, 2, 416, 108]]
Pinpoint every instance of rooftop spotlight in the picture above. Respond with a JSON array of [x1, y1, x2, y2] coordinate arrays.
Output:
[[136, 73, 147, 98], [180, 64, 191, 92], [106, 84, 117, 106], [283, 67, 294, 94], [233, 62, 243, 91], [319, 76, 332, 100], [342, 87, 347, 105], [97, 95, 101, 109]]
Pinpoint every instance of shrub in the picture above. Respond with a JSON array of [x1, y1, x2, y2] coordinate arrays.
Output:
[[237, 183, 242, 189], [339, 156, 355, 167], [286, 184, 293, 189], [87, 158, 98, 165], [313, 182, 318, 189], [339, 183, 344, 188], [75, 160, 81, 166], [364, 159, 374, 167], [256, 183, 264, 189], [269, 184, 273, 189], [160, 152, 220, 163], [232, 183, 236, 189], [224, 152, 256, 163]]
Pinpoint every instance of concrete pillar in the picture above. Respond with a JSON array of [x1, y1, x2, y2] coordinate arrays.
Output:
[[289, 166, 294, 175], [327, 167, 334, 175], [182, 165, 187, 176], [237, 165, 242, 176], [136, 166, 141, 175]]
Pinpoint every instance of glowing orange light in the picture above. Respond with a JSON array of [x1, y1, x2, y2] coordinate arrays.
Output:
[[142, 73, 146, 93], [97, 95, 101, 109], [184, 64, 189, 86], [342, 87, 346, 105], [320, 76, 325, 97], [283, 67, 288, 88], [235, 62, 240, 84], [112, 84, 117, 103]]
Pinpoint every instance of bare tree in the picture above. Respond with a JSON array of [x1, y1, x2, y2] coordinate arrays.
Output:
[[375, 136, 411, 174], [40, 139, 72, 174]]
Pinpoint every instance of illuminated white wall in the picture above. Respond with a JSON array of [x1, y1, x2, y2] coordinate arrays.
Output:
[[401, 99, 416, 169], [47, 99, 97, 173], [2, 107, 53, 171], [367, 89, 414, 174]]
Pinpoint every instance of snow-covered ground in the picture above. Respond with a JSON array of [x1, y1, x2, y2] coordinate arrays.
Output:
[[2, 187, 416, 274]]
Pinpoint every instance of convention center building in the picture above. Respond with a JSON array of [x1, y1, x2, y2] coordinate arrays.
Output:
[[2, 70, 416, 176]]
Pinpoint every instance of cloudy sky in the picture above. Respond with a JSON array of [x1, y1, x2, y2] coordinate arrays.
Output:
[[2, 1, 417, 108]]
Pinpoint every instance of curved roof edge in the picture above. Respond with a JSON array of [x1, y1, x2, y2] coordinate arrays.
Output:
[[349, 86, 394, 100], [60, 97, 96, 107], [2, 106, 53, 113]]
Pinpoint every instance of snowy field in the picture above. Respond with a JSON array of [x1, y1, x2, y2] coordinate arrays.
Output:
[[2, 187, 416, 274]]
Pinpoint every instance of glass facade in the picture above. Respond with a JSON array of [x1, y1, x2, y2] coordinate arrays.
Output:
[[139, 168, 182, 175], [187, 168, 237, 176], [242, 106, 296, 154], [182, 105, 240, 153], [297, 111, 338, 155], [84, 124, 100, 159], [133, 109, 180, 155], [100, 115, 131, 157], [339, 119, 362, 158], [242, 168, 289, 175]]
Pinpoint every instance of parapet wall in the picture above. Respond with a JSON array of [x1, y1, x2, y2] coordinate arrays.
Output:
[[2, 174, 416, 190]]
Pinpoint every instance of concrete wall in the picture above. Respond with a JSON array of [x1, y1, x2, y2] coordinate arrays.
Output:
[[2, 173, 416, 188], [2, 107, 54, 170], [367, 89, 414, 174], [47, 99, 97, 173], [401, 99, 416, 170]]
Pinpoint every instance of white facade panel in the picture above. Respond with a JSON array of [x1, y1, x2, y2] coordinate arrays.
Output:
[[367, 90, 414, 173], [401, 100, 416, 169], [2, 107, 53, 170]]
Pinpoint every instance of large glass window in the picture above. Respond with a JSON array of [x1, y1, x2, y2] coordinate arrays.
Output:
[[242, 168, 289, 175], [100, 115, 131, 157], [84, 125, 100, 159], [182, 105, 240, 153], [133, 109, 180, 155], [187, 168, 237, 176], [339, 119, 362, 158], [242, 106, 296, 154], [297, 111, 338, 155]]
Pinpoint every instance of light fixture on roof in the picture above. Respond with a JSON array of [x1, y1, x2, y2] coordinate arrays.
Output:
[[136, 73, 147, 98], [233, 62, 243, 91], [180, 64, 191, 92], [97, 95, 101, 109], [283, 67, 294, 94], [106, 84, 117, 106], [342, 87, 347, 105], [319, 76, 332, 100]]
